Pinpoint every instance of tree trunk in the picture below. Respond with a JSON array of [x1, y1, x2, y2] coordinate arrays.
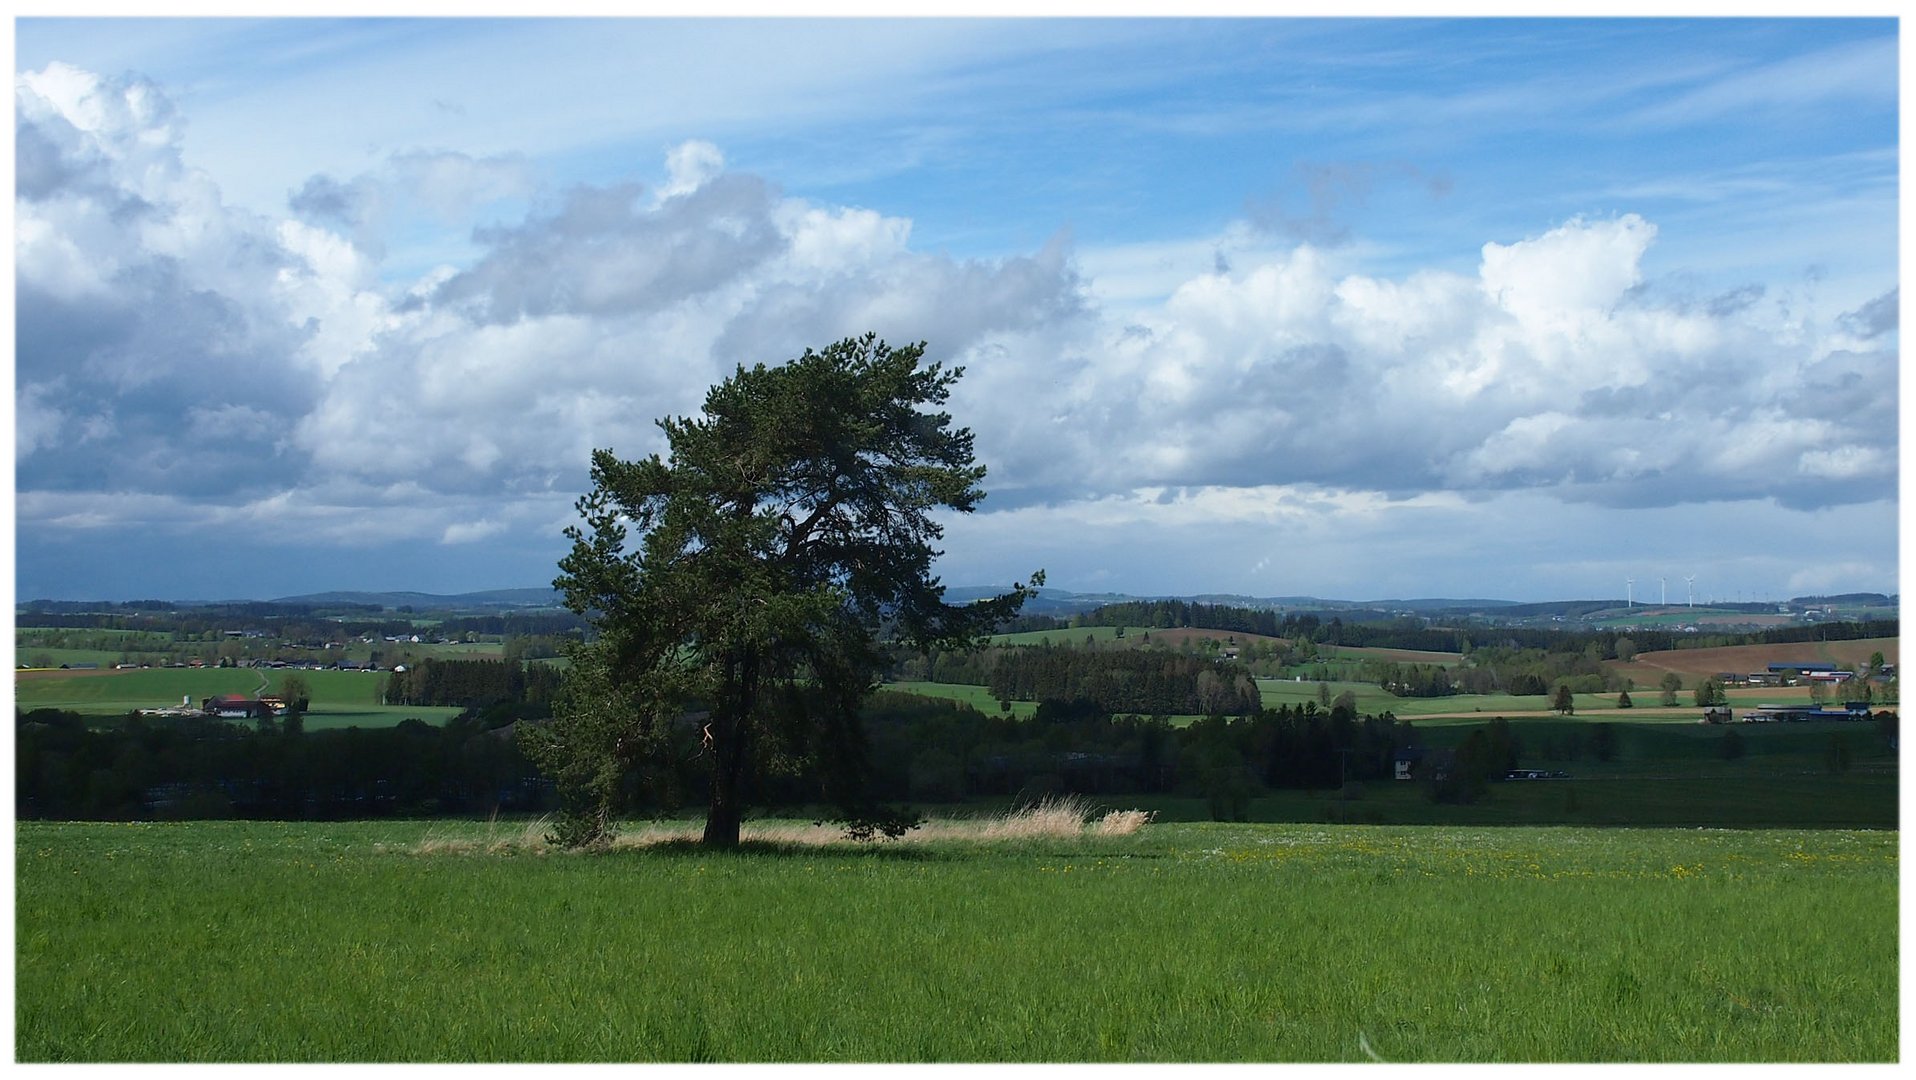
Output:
[[702, 776, 742, 848], [701, 647, 757, 849], [701, 713, 746, 848]]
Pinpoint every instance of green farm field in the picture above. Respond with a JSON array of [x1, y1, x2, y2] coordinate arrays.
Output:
[[883, 680, 1040, 718], [1255, 677, 1865, 723], [883, 677, 1857, 729], [15, 818, 1895, 1062], [13, 667, 460, 729]]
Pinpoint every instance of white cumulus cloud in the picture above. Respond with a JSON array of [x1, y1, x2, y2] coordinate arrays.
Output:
[[14, 60, 1899, 584]]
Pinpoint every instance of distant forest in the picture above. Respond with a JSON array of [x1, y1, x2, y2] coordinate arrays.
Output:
[[16, 694, 1429, 824], [1029, 601, 1896, 656]]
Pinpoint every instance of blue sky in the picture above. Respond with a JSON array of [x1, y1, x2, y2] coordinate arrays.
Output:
[[10, 15, 1901, 603]]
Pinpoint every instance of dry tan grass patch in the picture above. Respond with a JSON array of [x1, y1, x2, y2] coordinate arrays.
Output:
[[1092, 808, 1156, 836], [406, 797, 1153, 855]]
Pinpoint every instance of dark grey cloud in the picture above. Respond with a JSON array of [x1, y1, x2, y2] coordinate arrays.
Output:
[[15, 115, 84, 200], [1706, 283, 1764, 318], [288, 172, 377, 231], [15, 65, 322, 505], [16, 267, 316, 500], [1838, 288, 1898, 339]]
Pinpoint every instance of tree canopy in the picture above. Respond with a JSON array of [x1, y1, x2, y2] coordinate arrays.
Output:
[[526, 335, 1038, 847]]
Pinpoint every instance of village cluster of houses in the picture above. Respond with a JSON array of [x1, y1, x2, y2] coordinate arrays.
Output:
[[1709, 662, 1893, 687], [1724, 704, 1878, 724]]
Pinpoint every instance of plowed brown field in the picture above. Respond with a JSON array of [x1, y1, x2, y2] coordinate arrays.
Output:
[[1616, 637, 1897, 682]]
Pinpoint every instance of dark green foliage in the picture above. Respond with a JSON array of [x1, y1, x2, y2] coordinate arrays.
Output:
[[1482, 717, 1521, 774], [1719, 728, 1745, 761], [1824, 733, 1852, 775], [1552, 683, 1576, 715], [985, 645, 1258, 715], [519, 641, 663, 847], [16, 707, 551, 821], [1591, 723, 1619, 762], [1186, 715, 1258, 820], [1427, 729, 1494, 804], [1374, 661, 1456, 698], [385, 658, 560, 709], [1453, 646, 1621, 697], [1508, 672, 1550, 696], [1617, 689, 1633, 709], [1661, 671, 1684, 706], [1076, 599, 1287, 637], [546, 335, 1036, 847], [1695, 678, 1728, 707]]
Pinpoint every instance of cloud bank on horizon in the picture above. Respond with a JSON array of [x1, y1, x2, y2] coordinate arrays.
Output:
[[11, 18, 1899, 602]]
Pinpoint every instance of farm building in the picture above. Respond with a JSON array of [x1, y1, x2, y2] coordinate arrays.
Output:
[[202, 695, 270, 719], [1738, 703, 1874, 723], [1392, 748, 1420, 781], [1393, 746, 1444, 781]]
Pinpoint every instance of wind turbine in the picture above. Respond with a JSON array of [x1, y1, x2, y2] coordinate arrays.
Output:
[[1660, 577, 1667, 606], [1685, 574, 1696, 608], [1626, 577, 1634, 609]]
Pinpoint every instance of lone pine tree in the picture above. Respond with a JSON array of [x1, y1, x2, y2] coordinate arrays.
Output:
[[529, 335, 1038, 847]]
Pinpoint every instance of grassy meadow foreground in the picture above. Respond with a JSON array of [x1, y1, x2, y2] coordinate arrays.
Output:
[[16, 814, 1896, 1062]]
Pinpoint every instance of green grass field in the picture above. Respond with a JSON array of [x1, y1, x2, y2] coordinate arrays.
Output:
[[14, 817, 1895, 1062], [1112, 768, 1895, 829], [883, 680, 1040, 718], [1257, 677, 1844, 723], [14, 667, 461, 729], [881, 677, 1853, 732]]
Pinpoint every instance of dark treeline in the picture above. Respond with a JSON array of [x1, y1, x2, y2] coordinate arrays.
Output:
[[20, 599, 184, 614], [1369, 662, 1459, 698], [1364, 647, 1618, 698], [434, 612, 590, 637], [1742, 620, 1899, 646], [1076, 600, 1289, 637], [18, 607, 600, 655], [384, 658, 562, 709], [18, 708, 550, 820], [990, 613, 1071, 634], [627, 694, 1455, 821], [895, 644, 1259, 716], [1073, 604, 1465, 651], [989, 647, 1261, 716], [1061, 600, 1896, 657], [19, 600, 382, 618], [17, 610, 424, 641], [852, 697, 1417, 815], [20, 692, 1437, 824]]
